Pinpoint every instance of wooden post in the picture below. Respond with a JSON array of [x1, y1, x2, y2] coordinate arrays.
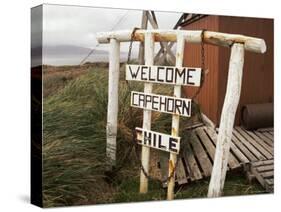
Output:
[[139, 32, 154, 193], [167, 32, 185, 200], [138, 11, 148, 65], [106, 38, 120, 168], [207, 43, 245, 197]]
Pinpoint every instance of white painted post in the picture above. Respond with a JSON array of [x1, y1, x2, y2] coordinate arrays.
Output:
[[106, 38, 120, 168], [207, 43, 245, 197], [167, 32, 185, 200], [139, 32, 154, 193]]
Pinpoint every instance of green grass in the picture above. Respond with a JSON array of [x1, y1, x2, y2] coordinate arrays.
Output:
[[42, 65, 266, 207], [114, 173, 265, 203]]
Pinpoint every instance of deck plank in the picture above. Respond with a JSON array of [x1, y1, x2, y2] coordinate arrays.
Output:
[[252, 159, 273, 167], [182, 141, 202, 181], [236, 127, 272, 159], [261, 171, 274, 178], [176, 158, 188, 184], [256, 164, 274, 172], [205, 127, 250, 164], [189, 132, 213, 177], [243, 130, 273, 154], [199, 127, 240, 169], [253, 131, 274, 147], [233, 128, 266, 160], [263, 132, 274, 141]]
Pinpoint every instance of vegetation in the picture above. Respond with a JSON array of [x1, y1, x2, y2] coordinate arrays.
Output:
[[42, 64, 265, 207]]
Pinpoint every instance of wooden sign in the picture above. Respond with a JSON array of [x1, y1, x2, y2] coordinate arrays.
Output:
[[126, 64, 201, 86], [135, 127, 180, 154], [131, 91, 191, 117]]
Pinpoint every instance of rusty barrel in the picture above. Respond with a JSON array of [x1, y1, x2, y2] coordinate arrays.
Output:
[[241, 103, 273, 130]]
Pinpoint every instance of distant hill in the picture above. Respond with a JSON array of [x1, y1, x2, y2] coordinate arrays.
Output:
[[32, 44, 135, 66], [43, 45, 108, 56]]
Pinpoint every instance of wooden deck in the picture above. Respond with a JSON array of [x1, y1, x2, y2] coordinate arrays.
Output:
[[247, 159, 274, 192], [159, 126, 274, 191]]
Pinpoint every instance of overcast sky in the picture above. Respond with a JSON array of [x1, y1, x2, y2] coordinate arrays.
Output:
[[42, 4, 182, 52]]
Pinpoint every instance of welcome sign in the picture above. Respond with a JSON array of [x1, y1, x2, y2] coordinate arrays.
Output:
[[126, 64, 201, 86]]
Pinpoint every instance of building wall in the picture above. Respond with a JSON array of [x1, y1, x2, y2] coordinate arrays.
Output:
[[182, 15, 274, 126], [183, 15, 220, 124], [218, 16, 274, 125]]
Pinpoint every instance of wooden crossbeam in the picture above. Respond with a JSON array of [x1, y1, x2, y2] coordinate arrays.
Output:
[[146, 11, 176, 64]]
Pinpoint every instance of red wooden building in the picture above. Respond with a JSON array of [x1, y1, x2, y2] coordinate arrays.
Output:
[[181, 15, 274, 125]]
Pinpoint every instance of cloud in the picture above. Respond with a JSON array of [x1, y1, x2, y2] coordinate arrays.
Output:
[[42, 4, 182, 51]]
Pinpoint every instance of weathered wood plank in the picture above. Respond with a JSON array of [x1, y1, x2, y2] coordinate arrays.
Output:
[[256, 164, 274, 172], [106, 38, 120, 167], [261, 171, 274, 178], [139, 32, 154, 194], [205, 127, 250, 163], [257, 127, 274, 133], [232, 129, 266, 160], [243, 129, 273, 154], [263, 132, 274, 141], [252, 159, 273, 167], [167, 32, 185, 200], [230, 135, 253, 163], [200, 128, 240, 169], [236, 127, 272, 159], [265, 178, 274, 185], [97, 30, 267, 54], [195, 128, 216, 162], [189, 132, 213, 177], [176, 158, 188, 184], [182, 141, 202, 181], [208, 44, 245, 197], [254, 131, 274, 147]]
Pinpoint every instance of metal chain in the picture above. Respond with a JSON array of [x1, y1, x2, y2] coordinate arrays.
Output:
[[191, 29, 207, 100], [127, 27, 140, 63]]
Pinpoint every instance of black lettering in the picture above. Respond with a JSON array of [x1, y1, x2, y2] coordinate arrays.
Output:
[[182, 100, 191, 116], [157, 66, 165, 82], [144, 131, 152, 145], [166, 67, 174, 83], [129, 65, 140, 79], [175, 99, 182, 114], [132, 92, 138, 106], [141, 66, 148, 80], [159, 96, 166, 112], [148, 66, 155, 81], [158, 135, 166, 149], [153, 133, 157, 147], [169, 138, 178, 153], [139, 94, 145, 107], [152, 96, 159, 110], [187, 68, 195, 85], [167, 98, 174, 112], [175, 67, 186, 84]]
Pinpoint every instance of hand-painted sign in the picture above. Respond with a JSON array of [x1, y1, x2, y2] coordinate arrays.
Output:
[[135, 127, 180, 154], [131, 91, 191, 117], [126, 64, 201, 86]]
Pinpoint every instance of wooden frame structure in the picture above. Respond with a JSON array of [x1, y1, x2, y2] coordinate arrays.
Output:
[[96, 29, 266, 199]]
